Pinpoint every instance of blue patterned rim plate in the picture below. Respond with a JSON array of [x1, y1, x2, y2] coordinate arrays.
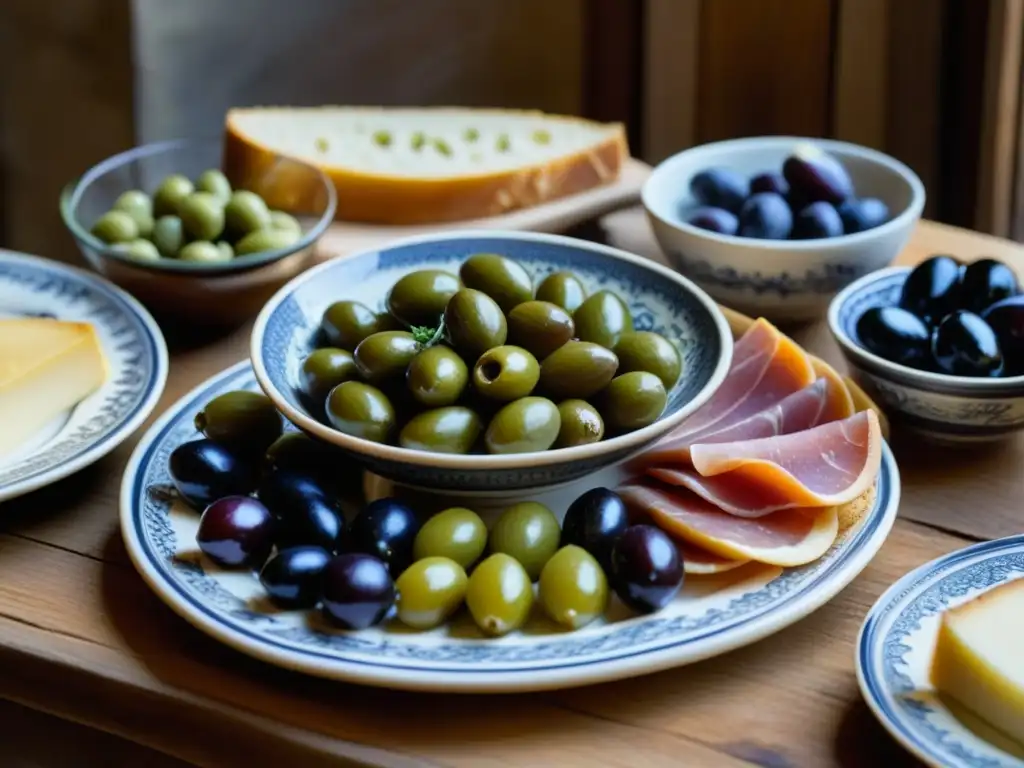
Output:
[[0, 250, 168, 502], [857, 536, 1024, 767], [121, 361, 900, 693]]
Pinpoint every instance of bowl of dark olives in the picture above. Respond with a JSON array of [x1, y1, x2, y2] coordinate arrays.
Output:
[[829, 256, 1024, 442], [643, 136, 925, 322], [61, 138, 337, 328], [251, 231, 733, 493]]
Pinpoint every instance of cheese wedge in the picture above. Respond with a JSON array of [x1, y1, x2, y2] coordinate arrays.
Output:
[[930, 578, 1024, 749], [0, 319, 108, 457]]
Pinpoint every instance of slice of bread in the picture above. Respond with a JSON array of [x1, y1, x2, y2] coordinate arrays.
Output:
[[223, 107, 629, 225]]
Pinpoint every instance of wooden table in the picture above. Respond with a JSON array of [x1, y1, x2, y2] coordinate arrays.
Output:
[[1, 212, 1021, 768]]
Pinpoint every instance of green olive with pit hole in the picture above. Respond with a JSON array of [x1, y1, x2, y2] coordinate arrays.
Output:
[[194, 390, 283, 451], [386, 270, 461, 327], [472, 345, 539, 401], [614, 332, 682, 388], [444, 289, 508, 359], [488, 501, 560, 581], [573, 291, 633, 349], [153, 174, 194, 217], [152, 215, 185, 257], [321, 301, 396, 350], [398, 407, 483, 454], [535, 271, 587, 313], [598, 371, 667, 431], [224, 190, 271, 236], [554, 399, 605, 448], [459, 253, 533, 313], [507, 301, 575, 360], [91, 211, 138, 244], [178, 192, 226, 241], [300, 348, 359, 404], [413, 507, 488, 568], [406, 346, 469, 407], [353, 331, 420, 383], [325, 381, 396, 443], [395, 557, 468, 630], [539, 341, 618, 399], [484, 396, 561, 454]]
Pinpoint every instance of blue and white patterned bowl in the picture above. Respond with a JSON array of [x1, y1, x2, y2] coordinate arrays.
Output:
[[251, 231, 732, 494], [643, 136, 925, 322], [828, 266, 1024, 443]]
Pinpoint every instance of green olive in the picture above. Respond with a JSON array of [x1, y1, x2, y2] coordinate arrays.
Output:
[[444, 288, 508, 359], [178, 192, 226, 241], [321, 301, 397, 351], [178, 241, 231, 264], [406, 346, 468, 407], [386, 270, 461, 328], [194, 390, 283, 451], [459, 253, 533, 313], [395, 557, 468, 630], [536, 271, 587, 313], [300, 348, 358, 404], [153, 174, 194, 217], [235, 228, 301, 256], [413, 507, 488, 568], [507, 301, 575, 360], [112, 190, 154, 237], [539, 341, 618, 399], [112, 239, 161, 262], [484, 396, 560, 454], [573, 291, 633, 348], [265, 432, 332, 473], [555, 399, 605, 448], [599, 371, 667, 431], [269, 210, 303, 236], [152, 215, 185, 257], [465, 553, 534, 637], [472, 345, 539, 401], [489, 501, 560, 581], [224, 190, 271, 236], [216, 241, 235, 261], [398, 407, 483, 454], [538, 545, 609, 630], [195, 169, 232, 201], [353, 331, 419, 383], [91, 210, 138, 244], [325, 381, 395, 443], [615, 332, 682, 388]]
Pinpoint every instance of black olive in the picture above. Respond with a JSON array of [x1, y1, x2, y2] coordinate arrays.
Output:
[[960, 258, 1019, 314], [983, 295, 1024, 376], [931, 310, 1004, 377], [855, 307, 932, 369], [899, 255, 963, 324]]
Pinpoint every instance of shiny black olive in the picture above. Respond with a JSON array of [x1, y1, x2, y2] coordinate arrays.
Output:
[[960, 258, 1020, 315], [196, 496, 275, 568], [684, 206, 739, 235], [259, 546, 331, 608], [899, 255, 963, 324], [257, 468, 330, 519], [983, 295, 1024, 375], [837, 198, 890, 234], [749, 171, 789, 197], [321, 553, 395, 629], [610, 525, 684, 614], [791, 202, 844, 240], [275, 493, 346, 552], [689, 168, 748, 213], [738, 193, 792, 239], [855, 307, 932, 369], [560, 487, 629, 572], [348, 498, 420, 575], [168, 439, 259, 510], [932, 310, 1004, 377]]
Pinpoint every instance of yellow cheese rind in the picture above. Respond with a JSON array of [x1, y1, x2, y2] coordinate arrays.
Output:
[[930, 578, 1024, 749]]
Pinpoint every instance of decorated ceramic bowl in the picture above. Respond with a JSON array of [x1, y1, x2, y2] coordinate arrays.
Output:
[[829, 266, 1024, 442], [251, 230, 732, 493], [643, 136, 925, 322]]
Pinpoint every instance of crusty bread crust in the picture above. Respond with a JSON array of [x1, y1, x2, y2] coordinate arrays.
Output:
[[223, 108, 629, 225]]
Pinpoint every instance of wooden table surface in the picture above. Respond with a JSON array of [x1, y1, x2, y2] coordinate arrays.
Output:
[[0, 212, 1021, 768]]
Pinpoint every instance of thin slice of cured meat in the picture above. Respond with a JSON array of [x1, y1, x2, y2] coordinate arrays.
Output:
[[648, 465, 804, 518], [618, 480, 838, 566], [843, 375, 890, 440], [678, 541, 750, 575], [690, 410, 882, 509], [809, 357, 855, 423]]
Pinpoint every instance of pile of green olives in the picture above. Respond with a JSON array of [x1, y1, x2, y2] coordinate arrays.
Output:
[[301, 253, 685, 455], [90, 169, 304, 264]]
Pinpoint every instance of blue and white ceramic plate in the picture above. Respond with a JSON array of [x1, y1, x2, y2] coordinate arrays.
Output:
[[857, 536, 1024, 767], [122, 361, 900, 692], [0, 250, 168, 502]]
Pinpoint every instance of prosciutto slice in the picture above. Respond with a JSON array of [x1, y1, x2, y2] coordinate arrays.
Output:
[[648, 465, 803, 518], [618, 480, 838, 567], [678, 541, 750, 575]]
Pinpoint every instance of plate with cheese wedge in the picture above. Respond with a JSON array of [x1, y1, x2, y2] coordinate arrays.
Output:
[[858, 535, 1024, 767], [0, 250, 168, 502]]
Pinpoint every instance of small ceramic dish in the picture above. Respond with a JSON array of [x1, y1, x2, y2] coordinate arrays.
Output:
[[251, 230, 732, 494], [643, 136, 925, 322], [61, 138, 337, 328], [828, 266, 1024, 442]]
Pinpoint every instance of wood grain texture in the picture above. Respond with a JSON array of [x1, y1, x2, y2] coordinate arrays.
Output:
[[832, 0, 889, 150], [642, 0, 701, 163]]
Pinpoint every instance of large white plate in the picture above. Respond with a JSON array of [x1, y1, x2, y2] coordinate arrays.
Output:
[[0, 250, 168, 502], [857, 535, 1024, 768], [121, 361, 900, 693]]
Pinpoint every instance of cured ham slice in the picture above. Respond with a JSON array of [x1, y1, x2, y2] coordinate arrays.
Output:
[[618, 480, 838, 566], [690, 410, 882, 509], [648, 465, 803, 518], [843, 375, 890, 440], [678, 541, 750, 575], [809, 357, 855, 423]]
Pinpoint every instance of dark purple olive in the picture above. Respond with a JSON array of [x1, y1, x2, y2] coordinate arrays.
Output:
[[276, 494, 345, 552], [257, 468, 330, 519], [610, 525, 684, 614], [837, 198, 890, 234], [263, 432, 361, 494], [348, 498, 420, 575], [855, 307, 932, 369], [196, 496, 275, 568], [168, 439, 259, 510], [684, 206, 739, 235], [792, 201, 844, 240], [782, 144, 853, 205], [960, 258, 1020, 315], [321, 553, 395, 629], [749, 171, 789, 197], [560, 487, 629, 571], [899, 255, 963, 324], [932, 311, 1003, 377], [689, 168, 748, 213], [983, 295, 1024, 375], [738, 193, 793, 239], [259, 546, 331, 608]]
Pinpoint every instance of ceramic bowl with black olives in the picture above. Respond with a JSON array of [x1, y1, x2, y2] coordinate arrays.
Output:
[[829, 255, 1024, 442], [251, 231, 733, 493], [643, 136, 925, 322]]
